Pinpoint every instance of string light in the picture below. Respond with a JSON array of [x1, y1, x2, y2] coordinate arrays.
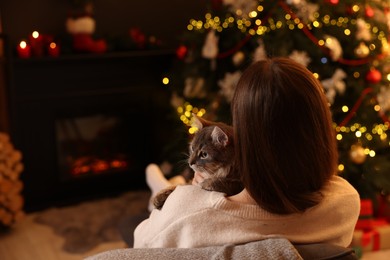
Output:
[[162, 77, 169, 85]]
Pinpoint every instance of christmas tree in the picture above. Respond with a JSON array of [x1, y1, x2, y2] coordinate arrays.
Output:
[[166, 0, 390, 208]]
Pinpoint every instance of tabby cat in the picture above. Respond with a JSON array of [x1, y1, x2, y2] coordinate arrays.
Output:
[[153, 114, 243, 210]]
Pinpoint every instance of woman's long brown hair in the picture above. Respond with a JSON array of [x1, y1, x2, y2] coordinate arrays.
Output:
[[232, 57, 338, 214]]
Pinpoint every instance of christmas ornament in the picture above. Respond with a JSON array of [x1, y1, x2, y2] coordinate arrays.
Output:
[[326, 0, 339, 5], [349, 144, 367, 164], [176, 45, 188, 60], [232, 51, 245, 66], [222, 0, 258, 18], [253, 39, 267, 62], [377, 86, 390, 113], [324, 35, 342, 61], [66, 2, 107, 53], [366, 68, 382, 84], [129, 28, 146, 49], [382, 38, 390, 55], [218, 71, 241, 103], [202, 30, 219, 59], [354, 42, 370, 58], [293, 1, 319, 23], [184, 77, 206, 98], [289, 50, 311, 67], [321, 69, 347, 104], [286, 0, 301, 5], [356, 19, 372, 41], [365, 5, 375, 18]]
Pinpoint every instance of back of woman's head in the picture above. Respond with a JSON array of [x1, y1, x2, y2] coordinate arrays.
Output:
[[232, 57, 338, 214]]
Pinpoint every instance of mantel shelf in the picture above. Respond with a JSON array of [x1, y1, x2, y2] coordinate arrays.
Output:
[[12, 48, 176, 64]]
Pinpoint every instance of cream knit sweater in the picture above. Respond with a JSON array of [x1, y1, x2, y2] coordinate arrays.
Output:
[[134, 175, 360, 248]]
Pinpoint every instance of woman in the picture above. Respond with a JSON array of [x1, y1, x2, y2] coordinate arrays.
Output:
[[134, 57, 360, 248]]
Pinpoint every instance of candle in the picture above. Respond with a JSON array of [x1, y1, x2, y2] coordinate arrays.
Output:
[[48, 42, 60, 57], [17, 41, 31, 58], [29, 31, 44, 57]]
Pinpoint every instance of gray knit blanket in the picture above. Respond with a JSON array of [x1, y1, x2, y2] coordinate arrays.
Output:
[[84, 238, 303, 260]]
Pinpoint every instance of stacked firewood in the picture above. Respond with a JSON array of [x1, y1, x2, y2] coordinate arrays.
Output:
[[0, 132, 25, 228]]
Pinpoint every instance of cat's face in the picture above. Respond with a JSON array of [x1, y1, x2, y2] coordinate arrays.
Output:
[[188, 125, 234, 178]]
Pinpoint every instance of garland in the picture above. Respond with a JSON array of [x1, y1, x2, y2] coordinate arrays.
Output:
[[212, 1, 390, 125]]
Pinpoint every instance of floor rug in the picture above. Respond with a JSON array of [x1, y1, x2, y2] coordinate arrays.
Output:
[[34, 190, 150, 254]]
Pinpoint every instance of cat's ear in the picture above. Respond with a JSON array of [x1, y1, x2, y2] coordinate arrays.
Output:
[[191, 114, 203, 130], [191, 113, 211, 130], [211, 126, 229, 147]]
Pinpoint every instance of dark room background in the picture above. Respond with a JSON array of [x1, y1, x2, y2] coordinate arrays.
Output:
[[0, 0, 206, 49], [0, 0, 207, 211]]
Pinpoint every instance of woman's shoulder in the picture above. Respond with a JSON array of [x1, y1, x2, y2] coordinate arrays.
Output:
[[319, 175, 360, 213], [325, 175, 360, 196]]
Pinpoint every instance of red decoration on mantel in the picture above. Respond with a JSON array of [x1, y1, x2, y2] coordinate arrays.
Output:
[[29, 31, 44, 57], [72, 34, 107, 53], [16, 41, 31, 59], [366, 68, 382, 84], [129, 28, 146, 49], [47, 42, 60, 57]]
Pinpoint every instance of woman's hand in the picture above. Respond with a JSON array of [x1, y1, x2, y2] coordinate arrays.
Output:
[[192, 172, 206, 185]]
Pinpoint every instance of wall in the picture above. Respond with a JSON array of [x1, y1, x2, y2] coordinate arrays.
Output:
[[0, 0, 206, 48]]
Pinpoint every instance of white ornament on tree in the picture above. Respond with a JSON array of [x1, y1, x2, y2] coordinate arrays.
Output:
[[218, 71, 242, 103], [356, 18, 372, 41], [184, 77, 206, 99], [232, 51, 245, 66], [321, 69, 347, 104], [289, 50, 311, 67], [253, 39, 267, 62], [293, 0, 319, 23], [202, 30, 219, 59], [349, 144, 367, 164], [377, 86, 390, 113], [222, 0, 258, 18], [324, 35, 343, 61]]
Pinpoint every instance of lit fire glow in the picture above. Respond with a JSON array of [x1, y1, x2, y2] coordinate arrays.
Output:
[[71, 156, 128, 176]]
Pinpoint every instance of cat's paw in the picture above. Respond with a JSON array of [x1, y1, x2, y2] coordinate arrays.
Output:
[[153, 185, 177, 210]]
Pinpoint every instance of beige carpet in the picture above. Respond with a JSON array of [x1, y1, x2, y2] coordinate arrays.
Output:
[[34, 190, 150, 254]]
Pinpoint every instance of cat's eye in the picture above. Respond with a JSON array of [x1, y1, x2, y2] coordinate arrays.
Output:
[[199, 151, 208, 159]]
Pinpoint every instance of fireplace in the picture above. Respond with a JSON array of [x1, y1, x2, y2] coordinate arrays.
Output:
[[5, 50, 175, 211], [56, 114, 134, 180]]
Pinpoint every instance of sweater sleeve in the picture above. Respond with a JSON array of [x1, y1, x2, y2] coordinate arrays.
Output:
[[133, 185, 225, 248]]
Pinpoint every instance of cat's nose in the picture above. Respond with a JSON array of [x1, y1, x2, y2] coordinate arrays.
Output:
[[188, 158, 195, 166]]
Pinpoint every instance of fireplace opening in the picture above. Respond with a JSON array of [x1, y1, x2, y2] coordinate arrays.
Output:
[[56, 114, 133, 181]]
